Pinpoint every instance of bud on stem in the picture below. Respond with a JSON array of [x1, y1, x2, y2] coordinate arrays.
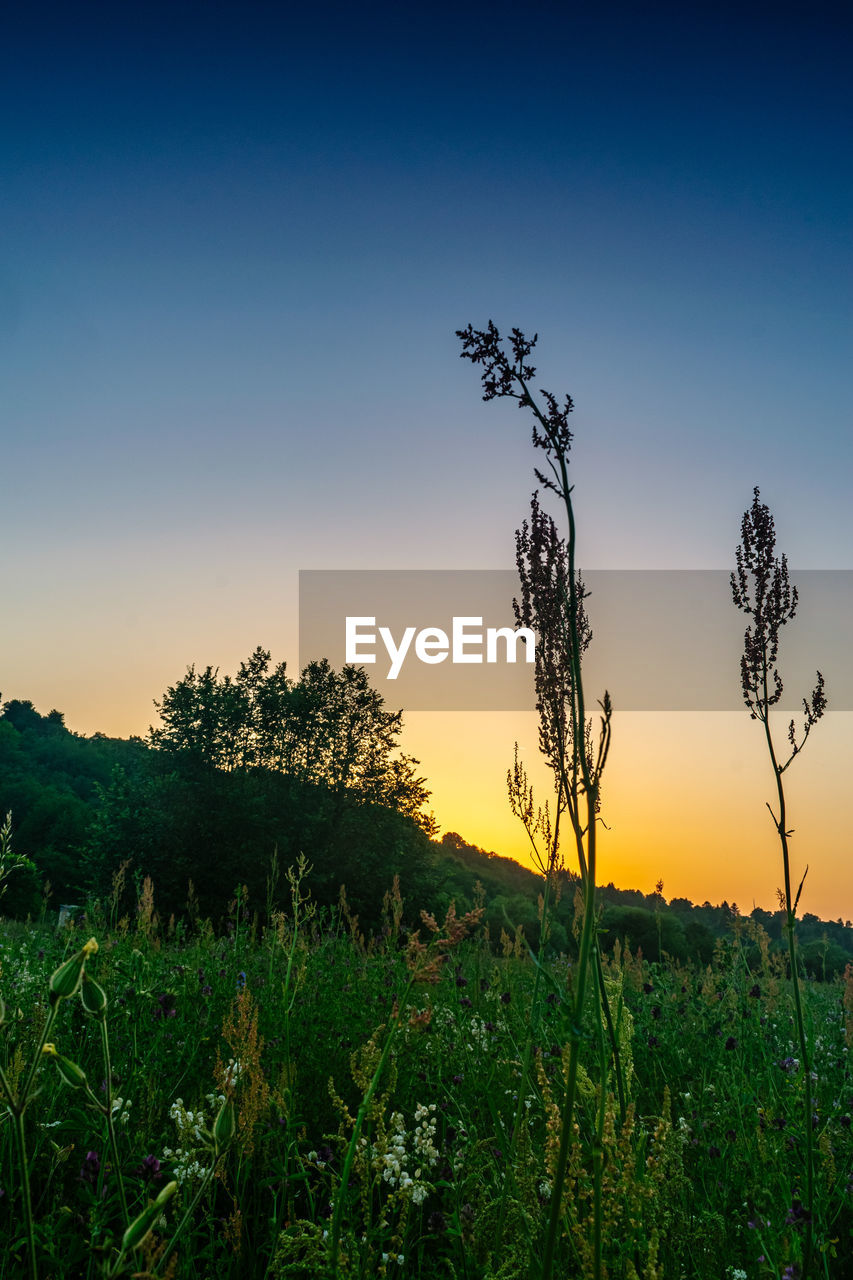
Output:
[[121, 1180, 178, 1253], [49, 938, 98, 1005]]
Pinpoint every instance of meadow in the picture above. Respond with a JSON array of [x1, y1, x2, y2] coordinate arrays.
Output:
[[1, 864, 851, 1279], [2, 323, 842, 1280]]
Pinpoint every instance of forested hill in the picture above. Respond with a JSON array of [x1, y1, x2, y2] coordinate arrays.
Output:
[[2, 685, 853, 977]]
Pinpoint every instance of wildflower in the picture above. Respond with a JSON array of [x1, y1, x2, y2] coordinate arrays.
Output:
[[79, 1151, 101, 1185], [136, 1155, 163, 1184], [81, 974, 108, 1018], [427, 1210, 447, 1232], [748, 983, 761, 998], [156, 992, 177, 1019], [121, 1180, 177, 1253], [725, 1036, 738, 1051], [111, 1097, 132, 1124], [49, 938, 98, 1004], [643, 981, 654, 994], [500, 991, 511, 1005], [785, 1199, 811, 1226], [236, 971, 247, 991], [223, 1058, 242, 1089]]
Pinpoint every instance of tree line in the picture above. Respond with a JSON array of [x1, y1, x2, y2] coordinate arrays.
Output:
[[2, 656, 853, 975]]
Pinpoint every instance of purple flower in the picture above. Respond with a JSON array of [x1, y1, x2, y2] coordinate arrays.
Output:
[[236, 972, 247, 991], [155, 992, 177, 1019], [79, 1151, 101, 1185], [785, 1200, 811, 1227], [500, 992, 511, 1005], [725, 1036, 737, 1051], [136, 1155, 163, 1184]]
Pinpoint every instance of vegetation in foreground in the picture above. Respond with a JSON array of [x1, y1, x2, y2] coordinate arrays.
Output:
[[1, 878, 852, 1279]]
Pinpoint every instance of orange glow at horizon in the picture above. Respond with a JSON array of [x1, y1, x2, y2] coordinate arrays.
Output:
[[5, 661, 851, 922], [404, 710, 853, 923]]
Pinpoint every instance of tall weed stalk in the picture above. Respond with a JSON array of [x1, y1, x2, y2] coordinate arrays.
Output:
[[458, 322, 614, 1280], [732, 486, 827, 1276]]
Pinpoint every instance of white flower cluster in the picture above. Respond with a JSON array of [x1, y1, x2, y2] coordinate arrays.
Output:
[[162, 1096, 213, 1184], [373, 1104, 439, 1206], [465, 1014, 506, 1052], [110, 1096, 131, 1125], [223, 1058, 242, 1088]]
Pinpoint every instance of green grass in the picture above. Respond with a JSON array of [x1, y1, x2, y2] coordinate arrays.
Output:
[[1, 893, 852, 1279]]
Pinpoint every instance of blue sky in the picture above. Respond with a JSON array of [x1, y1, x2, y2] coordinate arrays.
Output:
[[2, 1, 851, 910]]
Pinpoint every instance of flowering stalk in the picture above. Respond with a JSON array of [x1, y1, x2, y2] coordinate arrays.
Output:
[[328, 903, 482, 1276], [458, 323, 613, 1279], [732, 488, 826, 1276]]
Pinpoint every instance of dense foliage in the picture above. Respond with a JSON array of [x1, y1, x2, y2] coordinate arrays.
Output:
[[1, 888, 852, 1278], [3, 692, 853, 972]]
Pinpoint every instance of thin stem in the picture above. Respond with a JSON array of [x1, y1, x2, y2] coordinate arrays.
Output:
[[10, 1107, 38, 1280], [151, 1158, 223, 1277], [762, 687, 814, 1276], [329, 1001, 406, 1276], [100, 1019, 130, 1227], [495, 868, 555, 1250], [594, 946, 626, 1125], [540, 788, 598, 1280]]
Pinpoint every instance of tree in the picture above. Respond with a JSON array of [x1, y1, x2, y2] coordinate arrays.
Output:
[[150, 648, 434, 831]]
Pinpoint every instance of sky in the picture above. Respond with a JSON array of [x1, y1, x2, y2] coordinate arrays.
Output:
[[2, 1, 851, 917]]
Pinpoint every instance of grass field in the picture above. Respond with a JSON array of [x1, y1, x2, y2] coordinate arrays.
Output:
[[1, 867, 851, 1279]]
